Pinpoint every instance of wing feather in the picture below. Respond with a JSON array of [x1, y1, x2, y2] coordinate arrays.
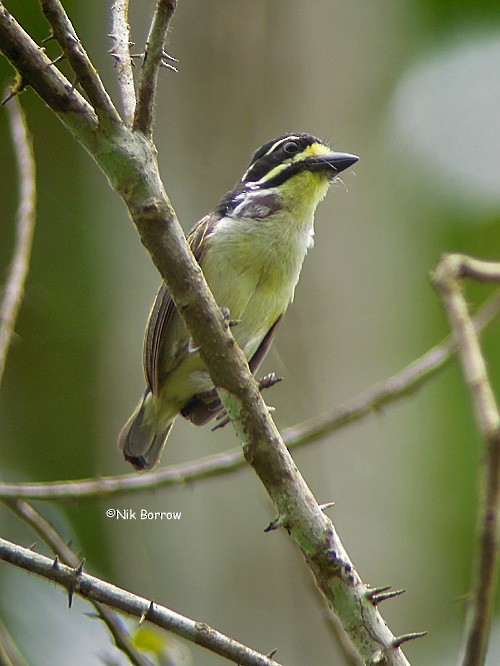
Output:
[[143, 212, 221, 395]]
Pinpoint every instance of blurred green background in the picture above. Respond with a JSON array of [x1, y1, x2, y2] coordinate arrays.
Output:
[[1, 1, 500, 664]]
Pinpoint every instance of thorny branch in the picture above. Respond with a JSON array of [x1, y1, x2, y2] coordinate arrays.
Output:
[[433, 255, 500, 666], [0, 536, 282, 666], [110, 0, 136, 125], [133, 0, 177, 136], [40, 0, 120, 125], [3, 500, 153, 666]]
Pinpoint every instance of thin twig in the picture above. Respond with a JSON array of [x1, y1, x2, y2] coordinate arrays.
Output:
[[40, 0, 121, 126], [432, 254, 500, 666], [133, 0, 177, 136], [0, 537, 282, 666], [0, 291, 498, 502], [3, 500, 153, 666], [110, 0, 136, 126], [0, 94, 36, 386], [0, 616, 28, 666]]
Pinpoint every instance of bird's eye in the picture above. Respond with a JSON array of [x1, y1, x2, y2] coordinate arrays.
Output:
[[283, 141, 299, 155]]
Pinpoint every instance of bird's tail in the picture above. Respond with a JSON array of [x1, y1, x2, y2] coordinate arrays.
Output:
[[118, 390, 174, 471]]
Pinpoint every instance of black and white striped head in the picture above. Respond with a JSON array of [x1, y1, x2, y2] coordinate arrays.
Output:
[[242, 133, 358, 189], [218, 133, 357, 216]]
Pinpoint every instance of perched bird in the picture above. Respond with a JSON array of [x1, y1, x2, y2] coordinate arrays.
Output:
[[119, 132, 358, 470]]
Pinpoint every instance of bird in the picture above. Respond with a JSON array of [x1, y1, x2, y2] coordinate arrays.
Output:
[[118, 132, 358, 470]]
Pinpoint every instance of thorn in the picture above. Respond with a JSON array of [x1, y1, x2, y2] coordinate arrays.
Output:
[[48, 54, 65, 67], [67, 589, 74, 609], [392, 631, 428, 648], [160, 61, 178, 72], [75, 559, 85, 576], [264, 515, 286, 532], [41, 31, 56, 45], [319, 501, 335, 512], [258, 373, 283, 391], [66, 33, 79, 44], [140, 601, 154, 625], [52, 555, 59, 569], [130, 52, 145, 60], [2, 75, 27, 105], [161, 50, 178, 62], [365, 585, 391, 601], [129, 41, 136, 47], [370, 589, 405, 606], [267, 648, 278, 658]]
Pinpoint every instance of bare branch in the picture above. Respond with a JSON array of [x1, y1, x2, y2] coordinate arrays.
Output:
[[110, 0, 136, 126], [0, 95, 36, 386], [0, 537, 281, 666], [133, 0, 177, 136], [432, 254, 500, 666], [0, 4, 98, 137], [3, 500, 153, 666], [1, 291, 498, 501], [40, 0, 121, 126]]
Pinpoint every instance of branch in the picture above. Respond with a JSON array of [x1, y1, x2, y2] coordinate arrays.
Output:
[[133, 0, 177, 136], [40, 0, 121, 126], [3, 500, 153, 666], [0, 3, 99, 143], [432, 254, 500, 666], [0, 94, 36, 386], [110, 0, 136, 126], [0, 537, 281, 666], [1, 291, 498, 501], [0, 616, 27, 666]]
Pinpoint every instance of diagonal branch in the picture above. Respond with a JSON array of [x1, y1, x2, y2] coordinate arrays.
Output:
[[0, 94, 36, 386], [40, 0, 121, 126], [0, 291, 498, 502], [3, 499, 153, 666], [110, 0, 136, 126], [133, 0, 177, 136], [0, 3, 98, 140], [432, 254, 500, 666], [0, 616, 28, 666], [0, 536, 281, 666]]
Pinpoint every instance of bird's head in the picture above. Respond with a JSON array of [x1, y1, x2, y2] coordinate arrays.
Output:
[[219, 133, 358, 218]]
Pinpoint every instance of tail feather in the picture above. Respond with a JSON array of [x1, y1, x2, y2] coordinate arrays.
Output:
[[118, 391, 174, 471]]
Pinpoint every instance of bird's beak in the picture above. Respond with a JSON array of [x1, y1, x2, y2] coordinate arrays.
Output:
[[305, 152, 359, 176]]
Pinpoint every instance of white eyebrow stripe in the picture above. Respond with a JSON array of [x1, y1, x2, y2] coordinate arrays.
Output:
[[262, 135, 302, 158]]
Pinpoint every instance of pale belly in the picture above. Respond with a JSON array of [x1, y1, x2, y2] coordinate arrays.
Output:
[[155, 223, 310, 419]]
